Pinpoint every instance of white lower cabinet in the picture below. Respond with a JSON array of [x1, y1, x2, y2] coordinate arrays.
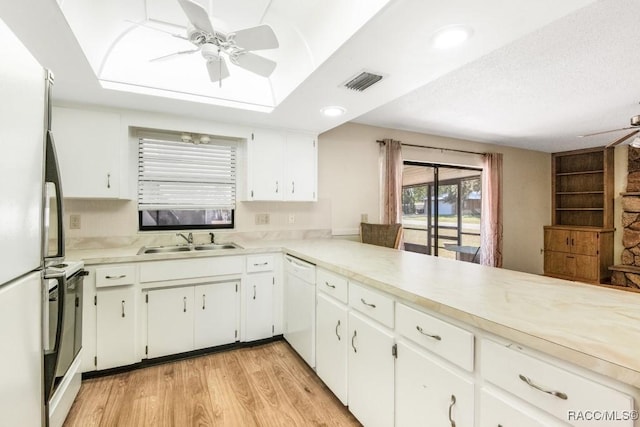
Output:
[[315, 292, 348, 405], [95, 285, 137, 370], [348, 311, 395, 427], [147, 286, 194, 358], [244, 272, 274, 341], [396, 341, 474, 426], [194, 282, 240, 350], [479, 387, 566, 427]]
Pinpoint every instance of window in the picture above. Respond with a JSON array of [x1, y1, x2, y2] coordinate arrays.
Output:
[[137, 135, 236, 231], [402, 162, 481, 262]]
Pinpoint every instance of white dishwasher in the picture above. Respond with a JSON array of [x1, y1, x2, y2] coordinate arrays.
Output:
[[284, 255, 316, 367]]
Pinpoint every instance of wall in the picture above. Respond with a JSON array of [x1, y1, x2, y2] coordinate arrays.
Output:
[[61, 105, 551, 274], [319, 123, 552, 274]]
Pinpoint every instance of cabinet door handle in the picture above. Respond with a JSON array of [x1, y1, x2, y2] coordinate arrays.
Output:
[[105, 274, 126, 280], [571, 238, 575, 246], [107, 173, 111, 189], [253, 285, 256, 300], [325, 281, 335, 289], [291, 181, 295, 194], [518, 374, 568, 400], [254, 262, 269, 267], [275, 181, 279, 194], [121, 300, 125, 318], [351, 330, 357, 353], [335, 320, 341, 341], [448, 394, 456, 427], [566, 237, 569, 245], [202, 294, 206, 310], [183, 296, 187, 313], [360, 298, 376, 308], [416, 325, 441, 341]]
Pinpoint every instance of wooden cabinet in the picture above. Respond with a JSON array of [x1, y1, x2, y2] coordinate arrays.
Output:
[[245, 129, 317, 201], [396, 341, 474, 426], [244, 272, 274, 341], [52, 106, 124, 199], [194, 282, 239, 350], [543, 226, 614, 283], [315, 292, 348, 405], [147, 286, 195, 358], [95, 285, 137, 369], [347, 311, 394, 427], [552, 147, 614, 228]]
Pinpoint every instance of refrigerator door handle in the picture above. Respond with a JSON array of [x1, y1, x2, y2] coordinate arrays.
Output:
[[43, 270, 66, 403], [44, 130, 64, 262]]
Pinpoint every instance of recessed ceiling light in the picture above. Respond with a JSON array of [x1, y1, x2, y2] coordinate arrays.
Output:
[[321, 106, 346, 117], [431, 25, 473, 50]]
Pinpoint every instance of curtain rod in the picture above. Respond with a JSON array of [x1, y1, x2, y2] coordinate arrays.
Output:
[[376, 140, 486, 156]]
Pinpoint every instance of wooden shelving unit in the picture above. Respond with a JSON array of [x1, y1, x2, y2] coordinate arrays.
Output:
[[545, 147, 615, 284]]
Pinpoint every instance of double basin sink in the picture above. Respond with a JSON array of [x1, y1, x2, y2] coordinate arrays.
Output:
[[137, 242, 242, 255]]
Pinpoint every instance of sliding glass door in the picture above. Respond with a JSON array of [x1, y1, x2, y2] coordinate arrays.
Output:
[[402, 162, 482, 262]]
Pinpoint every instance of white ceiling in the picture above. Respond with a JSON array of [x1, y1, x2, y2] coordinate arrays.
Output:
[[2, 0, 635, 152]]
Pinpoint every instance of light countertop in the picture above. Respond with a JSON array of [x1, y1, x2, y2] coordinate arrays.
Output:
[[67, 238, 640, 388]]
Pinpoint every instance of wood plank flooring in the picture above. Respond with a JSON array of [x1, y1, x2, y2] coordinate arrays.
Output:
[[64, 341, 361, 426]]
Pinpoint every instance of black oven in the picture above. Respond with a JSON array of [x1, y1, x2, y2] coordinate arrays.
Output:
[[44, 266, 85, 403]]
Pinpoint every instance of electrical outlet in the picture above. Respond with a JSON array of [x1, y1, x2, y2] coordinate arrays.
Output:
[[255, 213, 270, 225], [70, 214, 81, 230], [361, 213, 368, 223], [288, 213, 295, 224]]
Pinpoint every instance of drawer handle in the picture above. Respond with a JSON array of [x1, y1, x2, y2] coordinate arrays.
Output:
[[121, 300, 125, 318], [183, 296, 187, 313], [335, 320, 341, 341], [254, 262, 269, 266], [416, 325, 442, 341], [360, 298, 376, 308], [105, 274, 126, 280], [448, 394, 456, 427], [351, 330, 357, 353], [325, 281, 336, 289], [518, 374, 568, 400]]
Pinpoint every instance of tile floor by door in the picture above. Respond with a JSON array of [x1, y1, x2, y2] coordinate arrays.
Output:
[[63, 340, 361, 426]]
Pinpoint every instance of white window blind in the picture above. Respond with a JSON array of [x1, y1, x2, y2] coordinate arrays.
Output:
[[138, 137, 236, 211]]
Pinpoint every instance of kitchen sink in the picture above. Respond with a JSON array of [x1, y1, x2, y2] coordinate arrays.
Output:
[[137, 242, 242, 255]]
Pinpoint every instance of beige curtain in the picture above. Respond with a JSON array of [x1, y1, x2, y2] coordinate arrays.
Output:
[[480, 152, 503, 267], [381, 139, 403, 224]]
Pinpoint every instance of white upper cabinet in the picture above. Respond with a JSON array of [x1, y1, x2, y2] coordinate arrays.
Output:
[[245, 129, 317, 201], [52, 107, 124, 199]]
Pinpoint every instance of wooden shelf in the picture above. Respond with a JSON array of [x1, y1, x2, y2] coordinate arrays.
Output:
[[556, 191, 604, 195], [555, 208, 604, 211], [556, 170, 604, 176]]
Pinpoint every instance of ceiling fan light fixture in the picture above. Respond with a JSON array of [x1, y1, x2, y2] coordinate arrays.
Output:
[[431, 25, 473, 50], [321, 106, 346, 117]]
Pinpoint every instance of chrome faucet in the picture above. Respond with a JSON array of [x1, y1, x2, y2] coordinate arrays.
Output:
[[176, 232, 193, 244]]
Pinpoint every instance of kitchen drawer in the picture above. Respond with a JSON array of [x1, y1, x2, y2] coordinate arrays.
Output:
[[479, 387, 566, 427], [481, 339, 634, 426], [139, 256, 243, 283], [95, 265, 136, 288], [316, 268, 348, 303], [396, 303, 474, 372], [246, 254, 275, 273], [348, 281, 394, 328]]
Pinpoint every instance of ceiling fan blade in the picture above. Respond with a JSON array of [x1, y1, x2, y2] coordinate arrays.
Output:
[[177, 0, 215, 35], [231, 52, 276, 77], [125, 20, 188, 40], [149, 48, 200, 62], [231, 24, 279, 51], [578, 126, 636, 137], [606, 129, 640, 148], [206, 57, 230, 83]]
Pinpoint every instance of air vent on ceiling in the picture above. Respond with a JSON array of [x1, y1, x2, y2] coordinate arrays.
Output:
[[343, 71, 383, 92]]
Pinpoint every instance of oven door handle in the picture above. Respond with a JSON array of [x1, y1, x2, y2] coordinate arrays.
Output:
[[43, 269, 66, 402]]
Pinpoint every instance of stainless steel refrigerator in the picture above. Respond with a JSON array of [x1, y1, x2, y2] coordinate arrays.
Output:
[[0, 16, 68, 427]]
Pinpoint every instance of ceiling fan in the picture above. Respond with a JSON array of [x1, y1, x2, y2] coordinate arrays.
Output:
[[579, 115, 640, 148], [151, 0, 279, 84]]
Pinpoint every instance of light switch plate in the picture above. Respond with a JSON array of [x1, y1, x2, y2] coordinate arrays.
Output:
[[288, 214, 295, 224], [70, 214, 81, 229], [361, 213, 368, 223], [255, 213, 270, 225]]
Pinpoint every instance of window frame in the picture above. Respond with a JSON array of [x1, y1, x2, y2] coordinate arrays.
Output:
[[138, 209, 235, 232]]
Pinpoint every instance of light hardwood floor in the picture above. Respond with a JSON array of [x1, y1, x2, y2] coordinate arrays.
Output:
[[64, 341, 361, 426]]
